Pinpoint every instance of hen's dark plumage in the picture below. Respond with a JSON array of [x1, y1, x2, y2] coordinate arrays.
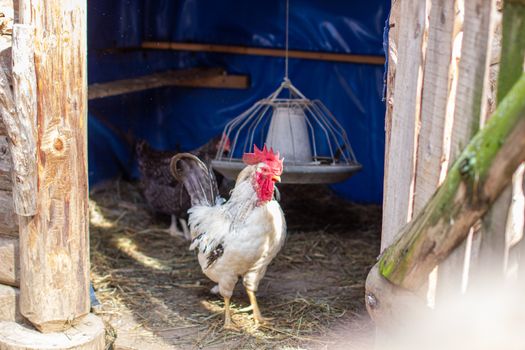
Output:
[[136, 135, 228, 236]]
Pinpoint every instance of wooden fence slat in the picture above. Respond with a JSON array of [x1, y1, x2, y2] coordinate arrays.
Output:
[[381, 0, 428, 251], [413, 0, 457, 215], [475, 0, 525, 285], [378, 72, 525, 290], [381, 0, 400, 242], [436, 0, 495, 298]]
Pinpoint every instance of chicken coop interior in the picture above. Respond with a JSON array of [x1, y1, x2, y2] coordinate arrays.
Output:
[[1, 0, 525, 349], [85, 1, 387, 348]]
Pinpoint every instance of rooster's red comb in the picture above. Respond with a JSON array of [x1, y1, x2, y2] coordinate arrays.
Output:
[[242, 145, 283, 174]]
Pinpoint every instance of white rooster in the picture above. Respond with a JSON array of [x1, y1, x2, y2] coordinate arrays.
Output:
[[170, 145, 286, 329]]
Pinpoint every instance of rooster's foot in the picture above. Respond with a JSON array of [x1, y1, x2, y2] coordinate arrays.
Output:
[[222, 319, 240, 331], [253, 314, 273, 327]]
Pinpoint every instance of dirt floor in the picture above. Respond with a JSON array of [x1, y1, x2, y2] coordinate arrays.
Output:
[[89, 180, 381, 349]]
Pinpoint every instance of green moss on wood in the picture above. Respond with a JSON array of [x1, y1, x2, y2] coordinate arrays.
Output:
[[379, 73, 525, 285], [497, 1, 525, 102]]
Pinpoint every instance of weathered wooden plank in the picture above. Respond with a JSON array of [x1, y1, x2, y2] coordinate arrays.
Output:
[[381, 0, 428, 251], [476, 0, 525, 284], [413, 0, 457, 215], [382, 0, 400, 239], [449, 0, 494, 159], [379, 73, 525, 290], [0, 284, 21, 322], [88, 67, 249, 100], [436, 0, 495, 297], [0, 236, 18, 286], [18, 0, 90, 333], [141, 41, 386, 65]]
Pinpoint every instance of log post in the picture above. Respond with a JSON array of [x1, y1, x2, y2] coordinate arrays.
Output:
[[18, 0, 90, 333], [378, 73, 525, 290]]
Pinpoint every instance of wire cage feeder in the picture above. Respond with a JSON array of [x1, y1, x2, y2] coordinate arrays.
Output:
[[212, 78, 362, 184]]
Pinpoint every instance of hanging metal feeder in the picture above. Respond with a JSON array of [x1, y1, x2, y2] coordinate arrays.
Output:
[[211, 78, 362, 184]]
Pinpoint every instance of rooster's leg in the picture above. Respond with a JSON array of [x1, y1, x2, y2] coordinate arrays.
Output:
[[246, 290, 271, 325], [223, 296, 236, 330]]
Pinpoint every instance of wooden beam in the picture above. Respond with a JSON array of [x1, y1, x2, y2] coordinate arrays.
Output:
[[380, 0, 428, 251], [18, 0, 90, 333], [378, 73, 525, 290], [88, 67, 248, 100], [365, 265, 427, 328], [171, 73, 249, 90], [0, 236, 18, 286], [141, 41, 386, 65]]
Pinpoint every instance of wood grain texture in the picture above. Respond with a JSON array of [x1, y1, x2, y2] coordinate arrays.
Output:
[[0, 189, 19, 236], [0, 314, 105, 350], [18, 0, 90, 333], [381, 0, 400, 248], [413, 0, 457, 215], [0, 136, 14, 191], [436, 0, 495, 297], [381, 0, 427, 251], [476, 0, 525, 284], [0, 1, 13, 136], [0, 284, 21, 322], [449, 0, 494, 161], [8, 23, 37, 216], [0, 235, 19, 286]]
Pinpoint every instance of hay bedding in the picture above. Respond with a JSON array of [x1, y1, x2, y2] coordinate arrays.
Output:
[[89, 180, 381, 349]]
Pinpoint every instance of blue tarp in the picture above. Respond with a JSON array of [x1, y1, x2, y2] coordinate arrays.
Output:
[[88, 0, 389, 204]]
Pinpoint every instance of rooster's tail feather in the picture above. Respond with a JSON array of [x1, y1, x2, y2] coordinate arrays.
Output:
[[170, 153, 219, 207]]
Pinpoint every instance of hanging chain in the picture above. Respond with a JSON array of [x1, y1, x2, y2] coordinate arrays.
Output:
[[284, 0, 290, 81]]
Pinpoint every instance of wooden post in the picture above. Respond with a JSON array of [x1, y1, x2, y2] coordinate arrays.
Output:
[[18, 0, 90, 333]]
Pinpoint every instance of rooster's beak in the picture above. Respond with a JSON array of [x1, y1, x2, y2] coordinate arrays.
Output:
[[272, 175, 281, 183]]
